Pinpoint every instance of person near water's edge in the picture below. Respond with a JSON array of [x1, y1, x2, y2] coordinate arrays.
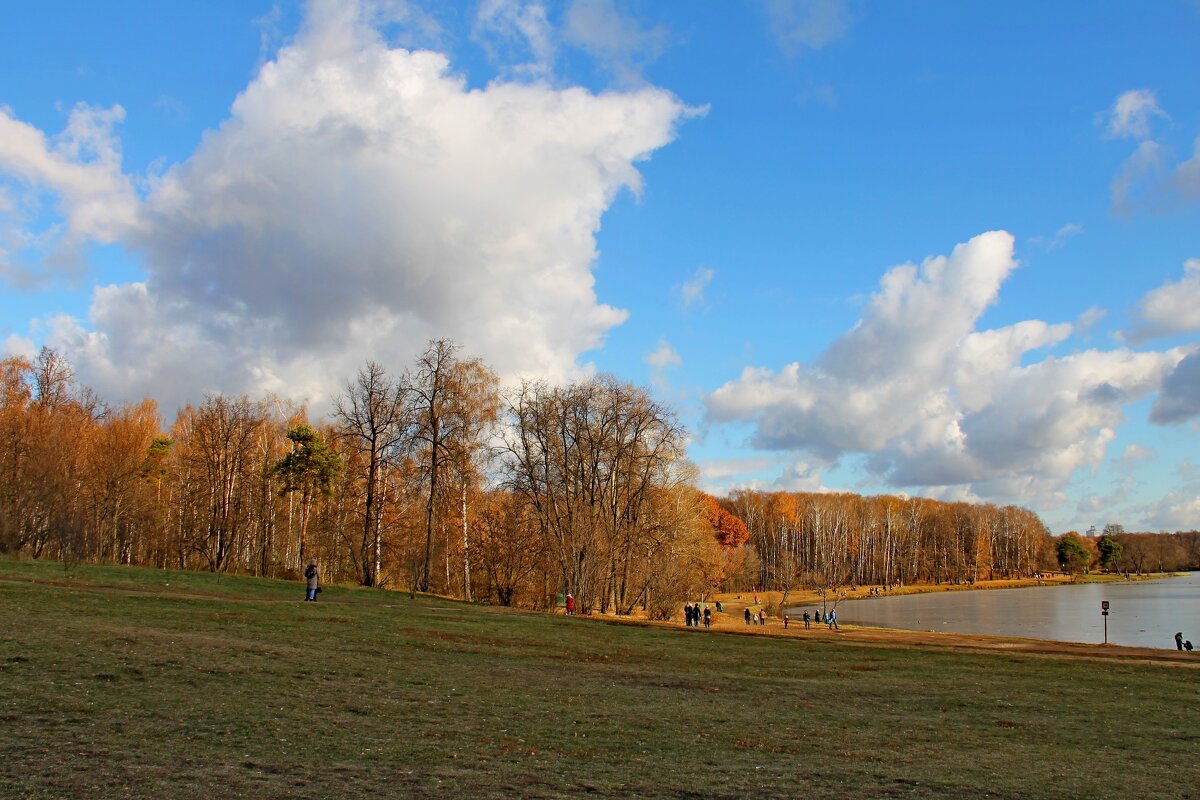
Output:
[[1176, 631, 1184, 651], [304, 560, 319, 601]]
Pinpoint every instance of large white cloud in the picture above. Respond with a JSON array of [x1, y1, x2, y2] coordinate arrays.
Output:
[[2, 0, 692, 412], [705, 231, 1188, 500]]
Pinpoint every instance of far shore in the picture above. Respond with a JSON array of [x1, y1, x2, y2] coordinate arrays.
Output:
[[721, 570, 1177, 614]]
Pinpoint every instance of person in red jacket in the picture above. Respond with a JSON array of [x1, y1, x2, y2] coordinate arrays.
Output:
[[565, 592, 575, 616]]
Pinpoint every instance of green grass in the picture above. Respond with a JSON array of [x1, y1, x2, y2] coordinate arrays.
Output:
[[0, 558, 1195, 799]]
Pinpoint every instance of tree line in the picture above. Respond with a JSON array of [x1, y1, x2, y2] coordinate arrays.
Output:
[[1055, 525, 1200, 576], [721, 490, 1051, 608], [3, 344, 1195, 615], [0, 343, 724, 614]]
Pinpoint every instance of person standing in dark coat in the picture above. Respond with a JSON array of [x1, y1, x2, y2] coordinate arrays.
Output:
[[703, 605, 712, 628], [305, 559, 319, 601], [1176, 631, 1185, 651]]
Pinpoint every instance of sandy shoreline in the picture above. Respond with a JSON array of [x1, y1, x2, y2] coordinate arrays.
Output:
[[604, 605, 1200, 667], [605, 573, 1200, 667]]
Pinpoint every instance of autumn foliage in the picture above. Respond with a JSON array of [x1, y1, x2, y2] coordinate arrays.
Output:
[[700, 492, 749, 549], [4, 345, 1197, 614]]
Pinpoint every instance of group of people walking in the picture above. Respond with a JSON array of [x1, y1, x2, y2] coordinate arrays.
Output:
[[796, 608, 837, 629], [743, 607, 768, 626], [684, 602, 712, 628]]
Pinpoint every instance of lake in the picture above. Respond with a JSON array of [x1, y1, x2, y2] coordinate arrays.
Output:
[[796, 572, 1200, 650]]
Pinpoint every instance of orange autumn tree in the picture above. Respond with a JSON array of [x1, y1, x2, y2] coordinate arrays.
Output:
[[700, 492, 749, 549], [696, 492, 752, 593]]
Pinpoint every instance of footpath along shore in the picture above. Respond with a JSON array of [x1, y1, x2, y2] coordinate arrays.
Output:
[[592, 574, 1200, 667]]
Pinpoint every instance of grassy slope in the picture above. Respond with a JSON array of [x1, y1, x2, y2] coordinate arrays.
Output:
[[0, 558, 1195, 800]]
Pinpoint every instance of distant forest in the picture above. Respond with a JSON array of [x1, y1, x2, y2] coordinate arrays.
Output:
[[2, 344, 1196, 615]]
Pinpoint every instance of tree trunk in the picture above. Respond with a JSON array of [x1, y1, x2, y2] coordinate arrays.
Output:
[[421, 417, 440, 591], [461, 482, 472, 602]]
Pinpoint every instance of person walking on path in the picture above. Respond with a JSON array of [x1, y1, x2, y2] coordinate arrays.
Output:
[[744, 607, 751, 625], [783, 614, 789, 629], [828, 609, 838, 630], [703, 605, 712, 628], [304, 559, 319, 601], [1176, 631, 1185, 651], [803, 610, 811, 629], [565, 592, 575, 616]]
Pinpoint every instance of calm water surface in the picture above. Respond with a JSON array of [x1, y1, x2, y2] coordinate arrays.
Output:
[[801, 572, 1200, 650]]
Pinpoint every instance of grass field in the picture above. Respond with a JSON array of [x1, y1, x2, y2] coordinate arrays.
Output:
[[1, 558, 1196, 799]]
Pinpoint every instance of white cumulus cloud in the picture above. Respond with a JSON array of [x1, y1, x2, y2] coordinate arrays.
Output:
[[705, 231, 1188, 502], [3, 0, 693, 413], [1124, 258, 1200, 343]]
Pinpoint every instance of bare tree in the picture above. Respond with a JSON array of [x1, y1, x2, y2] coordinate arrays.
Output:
[[501, 375, 688, 614], [409, 339, 499, 594], [188, 396, 264, 571], [333, 362, 410, 587]]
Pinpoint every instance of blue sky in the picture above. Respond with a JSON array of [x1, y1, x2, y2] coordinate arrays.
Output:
[[2, 0, 1199, 532]]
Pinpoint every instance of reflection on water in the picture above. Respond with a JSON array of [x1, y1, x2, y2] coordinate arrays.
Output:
[[800, 572, 1200, 650]]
